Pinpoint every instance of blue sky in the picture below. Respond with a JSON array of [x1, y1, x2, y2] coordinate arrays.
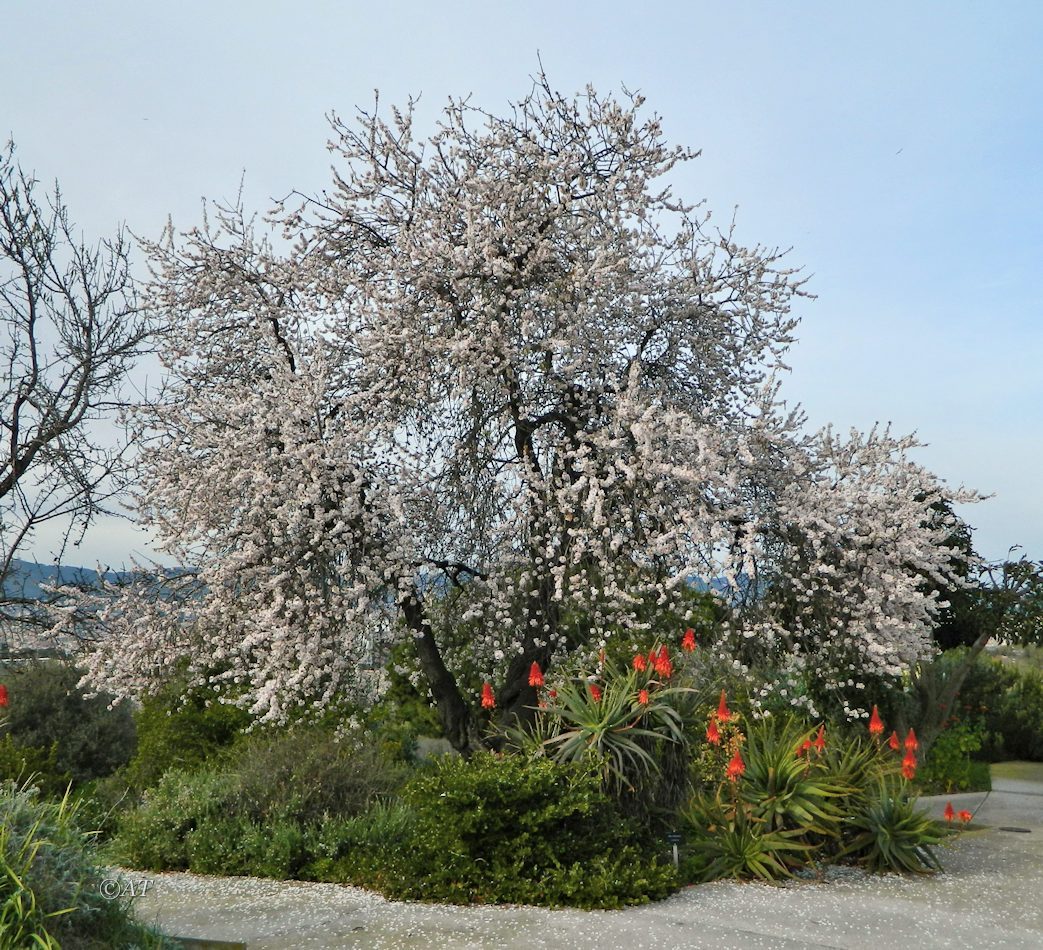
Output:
[[4, 1, 1041, 566]]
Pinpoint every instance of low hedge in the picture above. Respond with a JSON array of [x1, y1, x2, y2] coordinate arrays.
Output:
[[310, 753, 677, 908]]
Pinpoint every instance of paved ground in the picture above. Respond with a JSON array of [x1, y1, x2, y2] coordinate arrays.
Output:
[[127, 764, 1043, 950]]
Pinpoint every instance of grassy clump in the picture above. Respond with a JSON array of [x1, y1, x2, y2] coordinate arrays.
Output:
[[0, 780, 174, 949]]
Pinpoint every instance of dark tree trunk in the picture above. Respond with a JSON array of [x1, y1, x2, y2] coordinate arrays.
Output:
[[497, 643, 552, 730], [400, 591, 483, 755]]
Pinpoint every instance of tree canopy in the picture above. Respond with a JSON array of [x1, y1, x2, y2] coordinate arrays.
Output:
[[62, 76, 979, 751]]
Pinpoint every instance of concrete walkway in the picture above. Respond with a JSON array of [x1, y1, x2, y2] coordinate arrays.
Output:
[[129, 765, 1043, 949]]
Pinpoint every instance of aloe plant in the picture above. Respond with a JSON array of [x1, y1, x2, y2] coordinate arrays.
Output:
[[838, 784, 945, 873], [519, 650, 703, 802], [740, 715, 851, 839], [680, 790, 813, 882]]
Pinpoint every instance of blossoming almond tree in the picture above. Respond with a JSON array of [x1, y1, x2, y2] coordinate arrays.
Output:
[[63, 75, 977, 752]]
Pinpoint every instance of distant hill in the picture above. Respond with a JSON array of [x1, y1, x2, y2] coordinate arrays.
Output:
[[1, 558, 133, 602], [1, 557, 752, 604]]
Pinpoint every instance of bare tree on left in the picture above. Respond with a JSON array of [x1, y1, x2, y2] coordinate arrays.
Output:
[[0, 141, 149, 637]]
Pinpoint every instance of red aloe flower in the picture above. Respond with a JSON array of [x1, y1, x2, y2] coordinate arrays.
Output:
[[868, 705, 885, 737], [706, 717, 721, 745], [638, 689, 649, 705], [632, 653, 647, 672], [481, 682, 496, 710], [548, 689, 558, 699], [796, 738, 812, 757], [904, 728, 919, 752], [944, 801, 955, 824], [0, 684, 8, 708], [715, 689, 731, 723], [958, 810, 972, 824], [589, 684, 602, 702], [654, 645, 673, 678], [813, 724, 826, 754], [901, 749, 917, 780], [528, 662, 544, 688], [681, 628, 696, 652], [726, 750, 745, 782], [888, 730, 901, 751]]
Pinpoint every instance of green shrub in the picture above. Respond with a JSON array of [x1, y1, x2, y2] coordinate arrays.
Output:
[[221, 725, 409, 825], [301, 801, 417, 885], [317, 753, 676, 908], [0, 736, 71, 800], [0, 780, 174, 949], [109, 768, 236, 871], [123, 678, 250, 790], [73, 769, 139, 842], [0, 661, 136, 784], [918, 718, 988, 793], [995, 666, 1043, 761], [112, 766, 314, 878], [939, 653, 1043, 763], [186, 815, 309, 879], [111, 728, 409, 878]]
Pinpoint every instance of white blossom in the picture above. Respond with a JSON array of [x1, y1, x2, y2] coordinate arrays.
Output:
[[60, 75, 980, 742]]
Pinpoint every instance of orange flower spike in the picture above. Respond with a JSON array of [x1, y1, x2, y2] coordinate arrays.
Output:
[[813, 724, 826, 754], [904, 728, 919, 752], [655, 645, 673, 678], [795, 738, 812, 757], [632, 653, 647, 672], [528, 662, 544, 688], [868, 705, 885, 737], [716, 689, 731, 723], [706, 717, 721, 745], [638, 689, 649, 705], [943, 801, 955, 824], [888, 730, 901, 751], [681, 628, 696, 652], [958, 810, 973, 824], [589, 684, 602, 702], [481, 682, 496, 710], [901, 749, 917, 780], [726, 750, 746, 782]]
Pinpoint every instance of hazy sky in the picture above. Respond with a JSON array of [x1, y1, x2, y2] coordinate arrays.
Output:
[[4, 1, 1041, 567]]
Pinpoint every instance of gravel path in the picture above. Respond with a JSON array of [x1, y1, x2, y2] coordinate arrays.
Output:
[[122, 773, 1043, 950]]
